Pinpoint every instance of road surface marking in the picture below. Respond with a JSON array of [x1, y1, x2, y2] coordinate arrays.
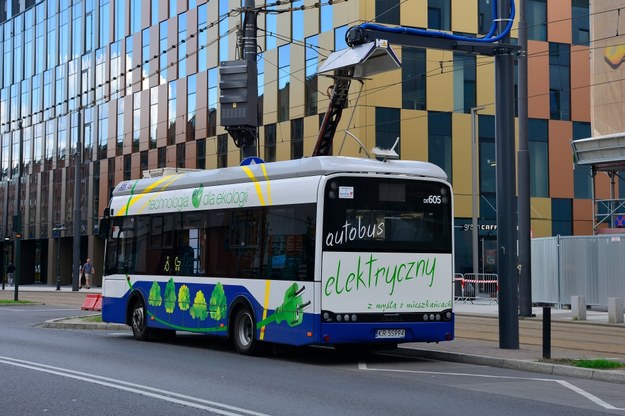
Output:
[[0, 308, 79, 312], [0, 355, 272, 416], [358, 362, 624, 411]]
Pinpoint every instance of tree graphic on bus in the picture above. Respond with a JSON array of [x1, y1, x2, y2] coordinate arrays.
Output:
[[142, 279, 308, 331]]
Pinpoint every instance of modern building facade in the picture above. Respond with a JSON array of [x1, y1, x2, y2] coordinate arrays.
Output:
[[0, 0, 601, 285]]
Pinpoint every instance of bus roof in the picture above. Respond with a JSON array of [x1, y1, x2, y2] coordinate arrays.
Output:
[[111, 156, 448, 197]]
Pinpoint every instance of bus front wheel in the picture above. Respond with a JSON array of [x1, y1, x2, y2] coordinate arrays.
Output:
[[232, 308, 260, 355], [131, 299, 150, 341]]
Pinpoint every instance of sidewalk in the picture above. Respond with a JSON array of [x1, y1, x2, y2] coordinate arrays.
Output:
[[3, 285, 625, 384]]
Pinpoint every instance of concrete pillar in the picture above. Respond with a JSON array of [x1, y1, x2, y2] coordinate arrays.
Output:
[[608, 297, 624, 324], [571, 295, 586, 320]]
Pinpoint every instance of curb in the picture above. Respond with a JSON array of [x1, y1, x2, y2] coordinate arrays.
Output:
[[399, 346, 625, 385], [459, 313, 625, 329], [42, 316, 129, 331]]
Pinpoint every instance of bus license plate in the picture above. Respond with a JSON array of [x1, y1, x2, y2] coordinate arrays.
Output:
[[375, 329, 405, 339]]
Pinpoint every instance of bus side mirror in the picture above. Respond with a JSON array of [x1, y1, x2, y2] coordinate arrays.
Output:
[[98, 209, 111, 239]]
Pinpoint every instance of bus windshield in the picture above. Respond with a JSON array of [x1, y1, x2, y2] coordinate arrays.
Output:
[[322, 176, 452, 253]]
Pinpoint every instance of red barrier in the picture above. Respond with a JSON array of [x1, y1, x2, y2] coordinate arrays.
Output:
[[93, 295, 102, 311], [81, 294, 101, 311]]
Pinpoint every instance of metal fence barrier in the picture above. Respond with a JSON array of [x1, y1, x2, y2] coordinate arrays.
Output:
[[532, 235, 625, 307], [453, 273, 498, 303]]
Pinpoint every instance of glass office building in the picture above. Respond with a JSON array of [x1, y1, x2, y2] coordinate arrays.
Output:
[[0, 0, 594, 284]]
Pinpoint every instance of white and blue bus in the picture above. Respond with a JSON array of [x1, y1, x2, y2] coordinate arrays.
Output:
[[101, 156, 454, 354]]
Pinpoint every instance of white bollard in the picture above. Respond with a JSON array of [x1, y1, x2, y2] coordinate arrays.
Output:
[[571, 295, 586, 321], [608, 297, 624, 324]]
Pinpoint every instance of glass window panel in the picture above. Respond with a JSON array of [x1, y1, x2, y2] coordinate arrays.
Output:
[[100, 0, 110, 46], [529, 140, 548, 197], [402, 47, 426, 110], [428, 111, 451, 179], [479, 115, 496, 194], [549, 43, 570, 121], [47, 15, 59, 68], [168, 80, 176, 145], [257, 54, 264, 125], [264, 124, 276, 162], [116, 99, 124, 155], [376, 107, 401, 157], [150, 86, 158, 148], [527, 0, 547, 41], [291, 118, 303, 159], [72, 2, 82, 59], [428, 0, 450, 30], [573, 121, 592, 199], [292, 1, 304, 41], [169, 0, 177, 17], [115, 0, 125, 40], [278, 44, 290, 122], [142, 28, 150, 90], [85, 11, 94, 52], [305, 35, 318, 116], [572, 0, 589, 46], [125, 36, 133, 95], [219, 0, 228, 61], [159, 21, 168, 84], [266, 4, 277, 51], [453, 53, 476, 113], [133, 92, 140, 152], [334, 25, 348, 51], [320, 1, 333, 33], [187, 74, 196, 142], [551, 198, 572, 236], [478, 0, 494, 35], [206, 67, 217, 137], [178, 13, 187, 77], [131, 0, 141, 34], [376, 0, 400, 25], [98, 103, 108, 159], [151, 0, 159, 25], [198, 4, 207, 72], [59, 8, 70, 64]]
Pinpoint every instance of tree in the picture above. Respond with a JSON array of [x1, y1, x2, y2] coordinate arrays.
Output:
[[178, 284, 191, 311], [190, 290, 208, 321], [148, 281, 162, 306], [164, 278, 177, 313], [209, 282, 227, 320]]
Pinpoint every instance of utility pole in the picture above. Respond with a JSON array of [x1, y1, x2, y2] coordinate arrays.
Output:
[[219, 0, 258, 160], [495, 0, 519, 348], [72, 110, 82, 291], [517, 0, 533, 317]]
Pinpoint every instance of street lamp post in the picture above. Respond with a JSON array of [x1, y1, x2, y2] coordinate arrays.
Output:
[[2, 237, 7, 290], [471, 106, 485, 279], [53, 225, 66, 290]]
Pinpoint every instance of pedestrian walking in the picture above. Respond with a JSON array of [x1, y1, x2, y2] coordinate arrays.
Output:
[[6, 263, 15, 286], [81, 258, 94, 289]]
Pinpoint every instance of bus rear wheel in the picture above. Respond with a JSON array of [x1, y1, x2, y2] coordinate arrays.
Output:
[[232, 308, 261, 355], [131, 299, 150, 341]]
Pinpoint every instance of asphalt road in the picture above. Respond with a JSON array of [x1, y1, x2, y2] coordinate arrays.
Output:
[[1, 304, 624, 416]]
